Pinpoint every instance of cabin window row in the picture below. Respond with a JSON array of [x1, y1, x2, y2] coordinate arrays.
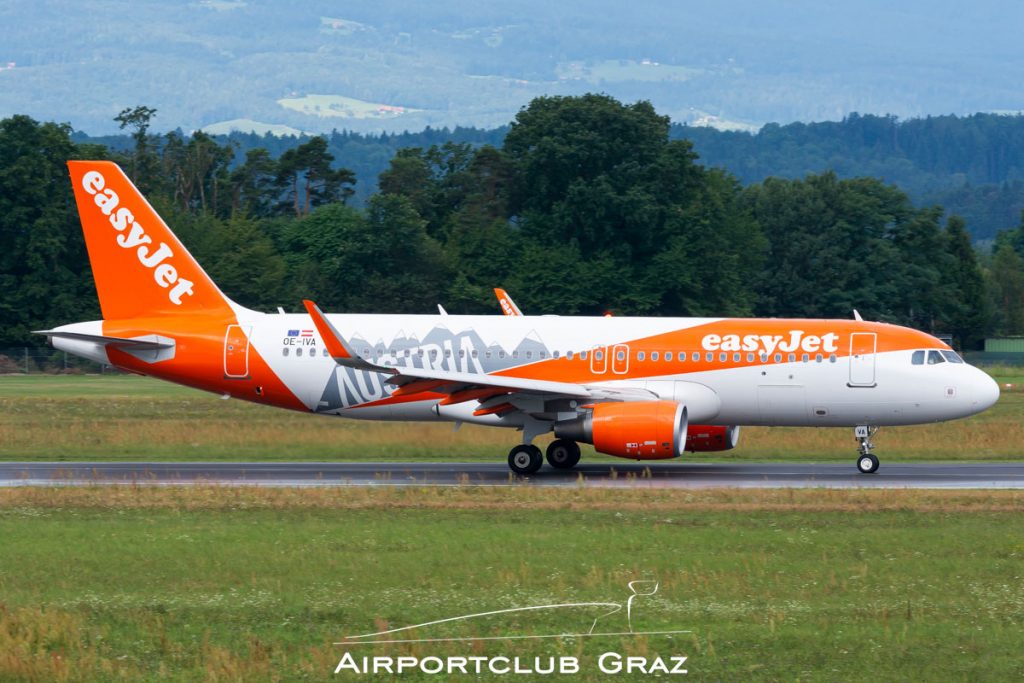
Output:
[[282, 345, 839, 365]]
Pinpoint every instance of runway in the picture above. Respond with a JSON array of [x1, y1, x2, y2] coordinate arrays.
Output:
[[2, 461, 1024, 488]]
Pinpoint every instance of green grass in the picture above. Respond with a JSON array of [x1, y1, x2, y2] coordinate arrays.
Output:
[[1, 371, 1022, 463], [0, 487, 1022, 681]]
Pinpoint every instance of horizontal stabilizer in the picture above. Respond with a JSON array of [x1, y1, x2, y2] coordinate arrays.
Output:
[[33, 330, 174, 350]]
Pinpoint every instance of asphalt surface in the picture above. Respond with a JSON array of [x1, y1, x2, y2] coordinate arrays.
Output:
[[1, 461, 1023, 488]]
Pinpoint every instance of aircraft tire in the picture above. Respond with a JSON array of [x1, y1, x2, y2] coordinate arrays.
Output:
[[509, 444, 543, 475], [546, 439, 581, 469], [856, 453, 880, 474]]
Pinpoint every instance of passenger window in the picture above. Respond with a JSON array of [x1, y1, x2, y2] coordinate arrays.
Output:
[[580, 351, 587, 360], [566, 350, 573, 360], [444, 350, 451, 358], [458, 350, 464, 358], [616, 350, 625, 361], [760, 353, 768, 363], [472, 350, 478, 358], [296, 347, 303, 357], [638, 351, 646, 361], [485, 351, 492, 359], [692, 352, 700, 362], [553, 351, 560, 359], [829, 354, 837, 363], [282, 347, 289, 357], [774, 353, 782, 363], [802, 353, 809, 362], [665, 351, 673, 361], [941, 350, 964, 364], [706, 352, 713, 362], [788, 353, 795, 362], [747, 353, 754, 362], [651, 351, 660, 361], [912, 350, 925, 365], [927, 350, 946, 364], [499, 351, 506, 359], [679, 351, 685, 362], [539, 351, 546, 359], [526, 351, 532, 359], [513, 351, 519, 359], [595, 351, 603, 361], [733, 353, 741, 362], [816, 353, 823, 363], [719, 352, 727, 362]]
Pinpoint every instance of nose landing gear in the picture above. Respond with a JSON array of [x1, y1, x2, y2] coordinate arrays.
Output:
[[855, 425, 880, 474]]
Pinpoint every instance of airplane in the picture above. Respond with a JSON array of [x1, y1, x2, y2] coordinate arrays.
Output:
[[39, 161, 1001, 475]]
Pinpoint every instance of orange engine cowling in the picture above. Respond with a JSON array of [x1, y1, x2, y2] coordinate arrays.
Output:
[[554, 401, 688, 460], [685, 425, 741, 452]]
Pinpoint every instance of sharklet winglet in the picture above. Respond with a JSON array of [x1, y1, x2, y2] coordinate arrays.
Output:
[[301, 300, 392, 373]]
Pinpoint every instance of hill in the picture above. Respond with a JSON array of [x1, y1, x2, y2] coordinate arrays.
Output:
[[3, 1, 1024, 136]]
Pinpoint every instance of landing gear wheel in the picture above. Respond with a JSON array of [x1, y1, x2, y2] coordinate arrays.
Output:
[[854, 425, 880, 474], [508, 444, 543, 475], [857, 453, 880, 474], [545, 439, 581, 469]]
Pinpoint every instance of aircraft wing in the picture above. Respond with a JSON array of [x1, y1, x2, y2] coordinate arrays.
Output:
[[303, 299, 655, 415]]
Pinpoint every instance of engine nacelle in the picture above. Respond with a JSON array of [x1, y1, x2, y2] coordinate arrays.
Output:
[[554, 400, 688, 460], [685, 425, 741, 452]]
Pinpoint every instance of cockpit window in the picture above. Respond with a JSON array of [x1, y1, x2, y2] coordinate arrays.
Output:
[[911, 350, 924, 365], [927, 350, 946, 364], [941, 350, 964, 364]]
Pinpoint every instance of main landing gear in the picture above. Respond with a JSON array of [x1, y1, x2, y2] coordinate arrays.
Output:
[[507, 439, 581, 475], [545, 439, 581, 469], [508, 444, 543, 475], [855, 425, 880, 474]]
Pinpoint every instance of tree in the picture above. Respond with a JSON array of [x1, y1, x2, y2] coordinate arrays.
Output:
[[0, 115, 99, 344], [283, 199, 448, 313], [228, 148, 277, 218], [943, 215, 991, 348], [497, 94, 762, 315], [989, 245, 1024, 335], [275, 137, 355, 217], [114, 105, 160, 193]]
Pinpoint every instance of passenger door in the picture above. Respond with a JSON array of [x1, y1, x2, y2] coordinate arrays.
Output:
[[848, 332, 877, 387]]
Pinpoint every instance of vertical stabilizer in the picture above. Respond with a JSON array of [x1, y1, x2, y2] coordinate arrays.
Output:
[[67, 160, 233, 320]]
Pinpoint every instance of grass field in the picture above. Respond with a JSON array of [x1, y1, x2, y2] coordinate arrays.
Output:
[[0, 486, 1022, 681], [0, 370, 1021, 463], [277, 94, 421, 120]]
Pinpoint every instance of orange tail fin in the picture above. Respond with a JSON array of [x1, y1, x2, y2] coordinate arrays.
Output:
[[67, 160, 234, 320]]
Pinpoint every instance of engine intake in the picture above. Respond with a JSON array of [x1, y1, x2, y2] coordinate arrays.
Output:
[[554, 400, 688, 460]]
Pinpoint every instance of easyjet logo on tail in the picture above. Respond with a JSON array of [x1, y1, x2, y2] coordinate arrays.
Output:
[[81, 171, 194, 306]]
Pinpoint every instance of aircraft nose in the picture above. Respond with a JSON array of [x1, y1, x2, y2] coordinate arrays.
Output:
[[968, 367, 1000, 413]]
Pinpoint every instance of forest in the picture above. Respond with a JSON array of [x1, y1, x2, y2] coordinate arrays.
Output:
[[4, 96, 1024, 350]]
